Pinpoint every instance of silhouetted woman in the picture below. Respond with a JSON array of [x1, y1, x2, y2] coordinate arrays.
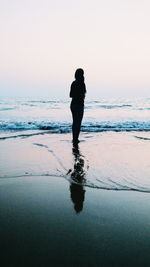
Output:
[[70, 68, 86, 145]]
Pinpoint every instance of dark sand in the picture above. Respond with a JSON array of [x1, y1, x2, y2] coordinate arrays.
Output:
[[1, 176, 150, 267], [1, 133, 150, 266]]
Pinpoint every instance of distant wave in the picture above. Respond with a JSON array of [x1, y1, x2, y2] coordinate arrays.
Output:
[[0, 107, 17, 111], [95, 104, 132, 109], [84, 104, 132, 109], [1, 103, 150, 110], [21, 103, 37, 107], [136, 107, 150, 110], [28, 100, 61, 103]]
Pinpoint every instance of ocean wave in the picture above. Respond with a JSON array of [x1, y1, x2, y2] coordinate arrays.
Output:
[[21, 103, 37, 107], [28, 100, 62, 103], [85, 104, 132, 109], [97, 104, 132, 109], [0, 121, 71, 132], [136, 107, 150, 110], [0, 121, 150, 139], [0, 107, 17, 111]]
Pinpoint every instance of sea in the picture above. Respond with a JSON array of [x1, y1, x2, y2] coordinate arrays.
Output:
[[0, 97, 150, 139]]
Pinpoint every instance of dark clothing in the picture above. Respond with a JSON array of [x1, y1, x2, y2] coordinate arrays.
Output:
[[70, 103, 84, 142], [70, 80, 86, 143], [70, 80, 86, 105]]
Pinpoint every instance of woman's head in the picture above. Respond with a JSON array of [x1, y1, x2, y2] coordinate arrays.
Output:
[[75, 68, 84, 82]]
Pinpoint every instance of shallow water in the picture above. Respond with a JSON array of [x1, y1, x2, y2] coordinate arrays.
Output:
[[1, 132, 150, 193]]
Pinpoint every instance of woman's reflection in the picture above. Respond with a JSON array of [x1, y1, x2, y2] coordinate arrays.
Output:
[[69, 144, 86, 213]]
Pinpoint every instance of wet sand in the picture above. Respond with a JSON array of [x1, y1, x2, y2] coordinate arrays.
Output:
[[1, 132, 150, 266]]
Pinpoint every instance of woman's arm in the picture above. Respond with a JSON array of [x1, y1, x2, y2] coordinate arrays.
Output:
[[69, 82, 75, 98]]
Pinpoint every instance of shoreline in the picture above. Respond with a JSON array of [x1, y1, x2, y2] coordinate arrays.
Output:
[[1, 131, 150, 192]]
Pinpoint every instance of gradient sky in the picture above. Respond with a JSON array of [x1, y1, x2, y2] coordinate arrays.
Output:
[[0, 0, 150, 98]]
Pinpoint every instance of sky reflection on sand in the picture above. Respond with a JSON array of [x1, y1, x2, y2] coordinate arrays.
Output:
[[1, 132, 150, 193]]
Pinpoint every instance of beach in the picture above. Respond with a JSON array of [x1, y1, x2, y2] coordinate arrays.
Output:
[[1, 0, 150, 264], [1, 132, 150, 266]]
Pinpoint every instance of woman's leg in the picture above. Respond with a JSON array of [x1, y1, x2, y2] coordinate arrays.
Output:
[[71, 104, 84, 143], [71, 107, 77, 141], [75, 107, 84, 141]]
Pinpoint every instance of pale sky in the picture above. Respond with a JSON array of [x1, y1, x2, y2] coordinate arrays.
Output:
[[0, 0, 150, 98]]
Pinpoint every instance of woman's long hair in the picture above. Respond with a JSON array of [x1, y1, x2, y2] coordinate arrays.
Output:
[[75, 68, 84, 83]]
